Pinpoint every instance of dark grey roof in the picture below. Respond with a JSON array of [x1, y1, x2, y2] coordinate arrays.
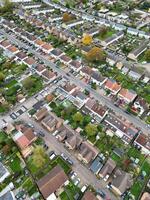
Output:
[[0, 162, 8, 178], [0, 191, 14, 200], [90, 156, 103, 174]]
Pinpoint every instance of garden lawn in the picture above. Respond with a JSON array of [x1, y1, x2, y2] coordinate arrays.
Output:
[[60, 182, 81, 200], [9, 155, 22, 173], [127, 147, 145, 165]]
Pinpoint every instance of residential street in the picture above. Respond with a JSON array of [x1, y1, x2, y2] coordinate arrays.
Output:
[[0, 29, 149, 135], [19, 113, 119, 200]]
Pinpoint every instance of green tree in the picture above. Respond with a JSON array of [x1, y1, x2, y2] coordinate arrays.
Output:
[[145, 49, 150, 62], [32, 146, 47, 169], [0, 72, 5, 82], [85, 123, 97, 137], [72, 112, 83, 124], [23, 77, 34, 90]]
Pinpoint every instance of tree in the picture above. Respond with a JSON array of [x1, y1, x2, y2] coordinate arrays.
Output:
[[72, 112, 83, 124], [23, 77, 34, 90], [32, 146, 47, 169], [0, 72, 5, 82], [85, 123, 97, 137], [62, 12, 72, 22], [99, 26, 108, 38], [86, 47, 106, 62], [145, 49, 150, 62], [82, 34, 93, 45]]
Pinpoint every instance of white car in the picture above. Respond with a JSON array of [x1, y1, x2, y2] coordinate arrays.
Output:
[[81, 185, 88, 193], [104, 174, 109, 182], [52, 130, 58, 136]]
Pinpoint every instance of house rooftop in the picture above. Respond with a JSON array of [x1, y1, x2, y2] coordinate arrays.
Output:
[[135, 133, 150, 151], [7, 45, 19, 53], [70, 60, 82, 69], [15, 51, 27, 60], [24, 57, 36, 65], [51, 48, 63, 57], [118, 88, 137, 102], [105, 79, 121, 92], [0, 39, 10, 48], [37, 165, 68, 199]]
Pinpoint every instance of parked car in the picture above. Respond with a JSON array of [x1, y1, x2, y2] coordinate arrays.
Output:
[[49, 151, 56, 160], [61, 153, 68, 161], [66, 158, 74, 165], [97, 189, 106, 198], [38, 131, 45, 137]]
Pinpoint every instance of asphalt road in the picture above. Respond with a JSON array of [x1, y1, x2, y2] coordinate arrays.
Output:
[[1, 29, 149, 134], [20, 113, 119, 200]]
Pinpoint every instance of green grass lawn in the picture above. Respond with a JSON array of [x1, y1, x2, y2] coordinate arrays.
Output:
[[127, 147, 145, 165], [60, 182, 81, 200], [111, 152, 121, 163], [5, 80, 18, 88], [9, 155, 22, 173], [22, 178, 37, 196], [130, 181, 143, 199], [28, 156, 71, 180], [97, 29, 116, 40]]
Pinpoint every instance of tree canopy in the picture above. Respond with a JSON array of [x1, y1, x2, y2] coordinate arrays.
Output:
[[32, 146, 47, 169], [62, 12, 72, 22], [82, 34, 93, 45], [72, 112, 83, 124], [85, 123, 98, 137], [86, 46, 106, 62], [145, 49, 150, 62]]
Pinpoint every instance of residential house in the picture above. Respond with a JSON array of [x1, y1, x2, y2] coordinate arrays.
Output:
[[23, 57, 36, 67], [42, 69, 57, 82], [42, 114, 62, 132], [63, 19, 84, 28], [50, 48, 64, 58], [131, 97, 149, 117], [15, 51, 28, 62], [81, 191, 98, 200], [37, 165, 69, 200], [86, 28, 100, 36], [118, 88, 137, 104], [104, 79, 121, 95], [91, 70, 107, 86], [22, 2, 41, 9], [78, 141, 99, 164], [127, 28, 139, 36], [0, 189, 15, 200], [99, 158, 116, 180], [113, 24, 126, 31], [69, 89, 89, 108], [41, 43, 53, 53], [128, 41, 148, 61], [111, 169, 133, 196], [59, 55, 72, 65], [102, 113, 139, 144], [61, 82, 77, 94], [0, 162, 10, 183], [90, 155, 104, 175], [101, 31, 124, 47], [13, 125, 37, 157], [69, 60, 82, 72], [84, 98, 108, 122], [65, 134, 82, 150], [134, 133, 150, 155], [0, 39, 11, 49], [80, 66, 93, 80], [34, 39, 45, 48], [36, 64, 46, 74], [34, 107, 48, 121]]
